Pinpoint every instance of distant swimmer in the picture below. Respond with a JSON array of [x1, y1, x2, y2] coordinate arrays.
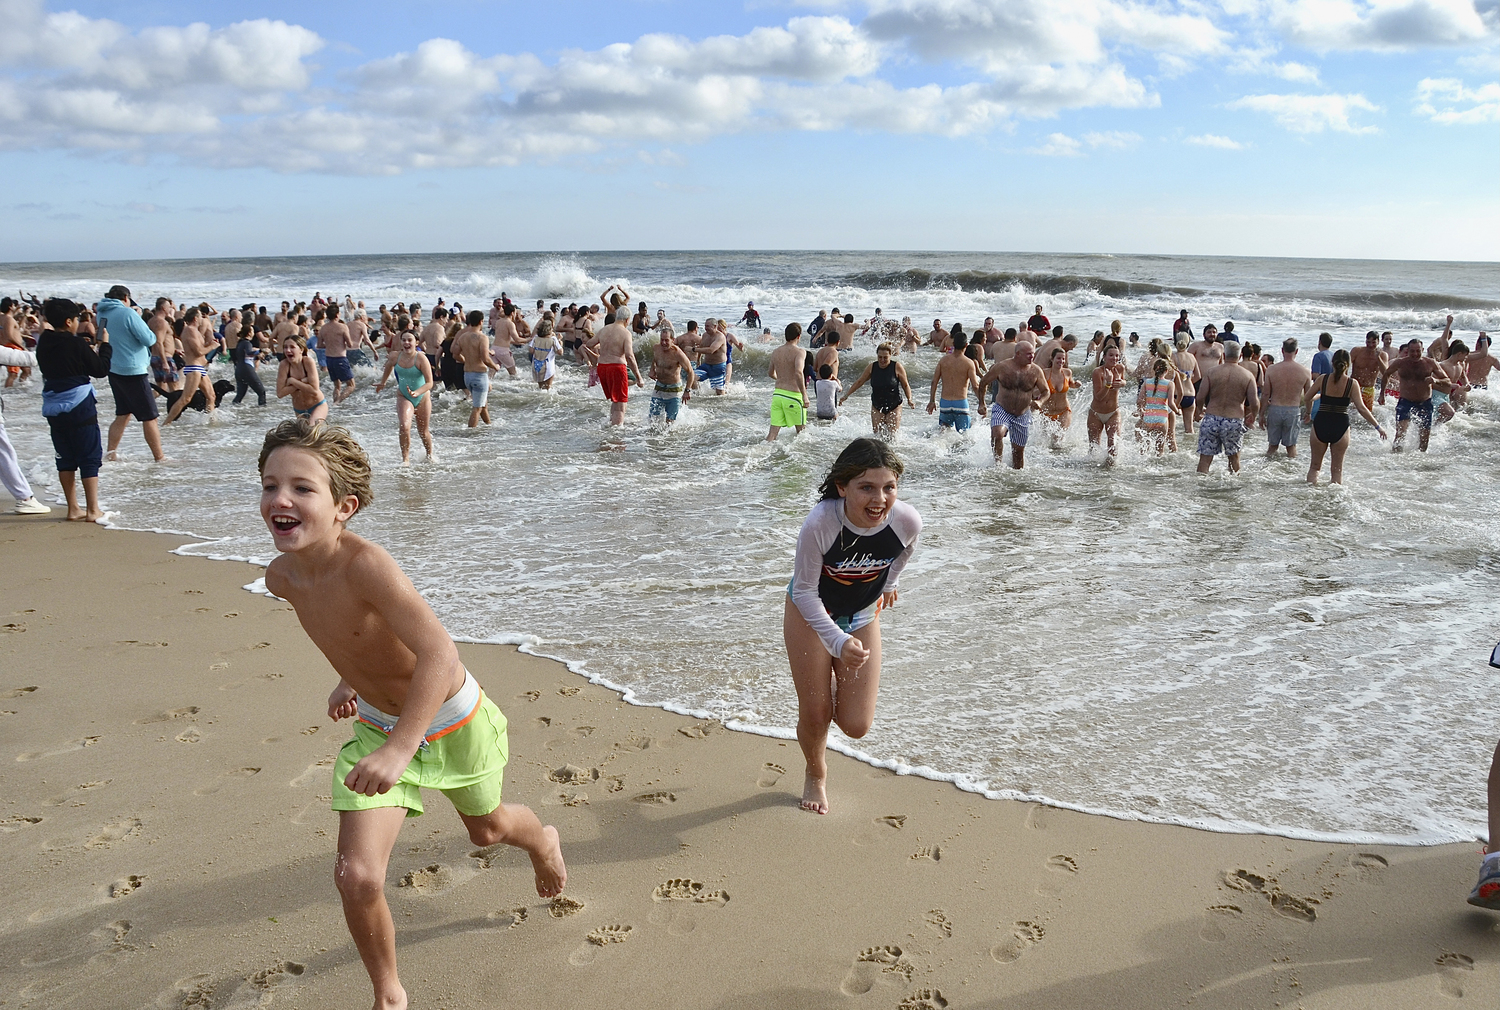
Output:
[[594, 310, 644, 425], [1260, 338, 1311, 460], [1435, 341, 1469, 421], [1087, 344, 1127, 460], [1382, 340, 1439, 452], [740, 301, 761, 329], [528, 319, 562, 390], [978, 339, 1048, 469], [926, 318, 950, 351], [1172, 309, 1192, 338], [1188, 324, 1224, 400], [766, 323, 809, 441], [631, 301, 651, 336], [451, 310, 497, 428], [320, 305, 356, 405], [1026, 304, 1050, 336], [1305, 349, 1386, 485], [1194, 339, 1257, 474], [783, 438, 921, 815], [841, 342, 914, 438], [898, 317, 920, 354], [927, 331, 981, 432], [600, 285, 631, 324], [374, 328, 436, 463], [277, 333, 327, 423], [646, 329, 697, 429]]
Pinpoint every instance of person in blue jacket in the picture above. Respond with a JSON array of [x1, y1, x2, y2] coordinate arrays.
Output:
[[97, 285, 165, 461]]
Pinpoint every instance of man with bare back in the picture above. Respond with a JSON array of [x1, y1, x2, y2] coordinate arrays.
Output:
[[767, 323, 809, 441], [1261, 338, 1311, 459], [320, 305, 357, 404], [163, 307, 217, 425], [595, 311, 644, 425], [1195, 340, 1259, 474], [926, 332, 982, 432]]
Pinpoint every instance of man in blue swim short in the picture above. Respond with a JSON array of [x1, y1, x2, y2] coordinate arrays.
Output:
[[648, 329, 697, 428], [319, 305, 358, 404], [1383, 339, 1439, 452], [451, 311, 496, 427], [926, 331, 981, 432], [694, 319, 729, 395]]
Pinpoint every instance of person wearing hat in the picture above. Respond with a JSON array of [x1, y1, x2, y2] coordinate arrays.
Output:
[[740, 301, 761, 329], [97, 284, 165, 462]]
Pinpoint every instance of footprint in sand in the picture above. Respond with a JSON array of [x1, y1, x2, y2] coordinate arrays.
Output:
[[291, 756, 335, 787], [840, 945, 913, 996], [1046, 855, 1078, 874], [924, 909, 953, 938], [1437, 952, 1474, 998], [1024, 804, 1049, 830], [250, 960, 306, 990], [549, 764, 600, 785], [602, 775, 624, 793], [175, 727, 202, 744], [1, 623, 26, 634], [43, 780, 110, 807], [1347, 852, 1389, 883], [300, 725, 319, 736], [87, 818, 142, 850], [1198, 905, 1243, 943], [486, 906, 529, 929], [568, 924, 633, 965], [193, 767, 260, 796], [991, 921, 1045, 963], [650, 878, 730, 934], [1268, 891, 1318, 922], [549, 896, 586, 918], [1, 814, 42, 833], [911, 845, 942, 862], [900, 990, 949, 1010], [534, 716, 553, 728], [678, 722, 717, 739], [93, 919, 133, 946], [397, 863, 473, 894], [616, 736, 654, 752], [558, 686, 582, 697], [173, 973, 216, 1008], [877, 814, 907, 829], [2, 685, 38, 698], [631, 790, 677, 805], [757, 762, 786, 788], [108, 875, 145, 898], [521, 691, 541, 702], [16, 735, 101, 761]]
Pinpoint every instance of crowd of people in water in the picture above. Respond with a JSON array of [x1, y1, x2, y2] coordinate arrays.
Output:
[[0, 284, 1492, 519]]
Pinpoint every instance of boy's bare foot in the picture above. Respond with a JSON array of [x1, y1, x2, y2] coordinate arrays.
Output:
[[801, 774, 828, 815], [531, 824, 567, 897]]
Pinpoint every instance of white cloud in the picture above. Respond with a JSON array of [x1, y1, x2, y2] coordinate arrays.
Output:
[[1270, 0, 1493, 51], [1225, 46, 1322, 83], [1083, 129, 1141, 147], [1414, 75, 1500, 121], [1031, 132, 1084, 155], [1185, 132, 1246, 148], [1228, 91, 1381, 131]]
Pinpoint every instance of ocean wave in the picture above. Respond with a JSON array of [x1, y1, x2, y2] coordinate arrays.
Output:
[[842, 269, 1204, 300]]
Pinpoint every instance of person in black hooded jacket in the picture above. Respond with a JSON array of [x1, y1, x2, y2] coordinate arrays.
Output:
[[35, 298, 110, 520]]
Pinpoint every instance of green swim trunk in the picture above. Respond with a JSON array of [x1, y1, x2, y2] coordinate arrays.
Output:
[[331, 694, 508, 818], [770, 388, 807, 428]]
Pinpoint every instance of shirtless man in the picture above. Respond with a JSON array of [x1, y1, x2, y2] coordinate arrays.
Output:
[[419, 311, 446, 394], [1036, 331, 1078, 368], [348, 309, 375, 367], [813, 337, 840, 384], [1382, 340, 1440, 452], [1428, 314, 1454, 360], [926, 332, 982, 432], [1087, 345, 1128, 460], [1188, 325, 1224, 401], [693, 319, 728, 395], [990, 328, 1020, 363], [825, 313, 856, 351], [677, 320, 701, 362], [978, 341, 1048, 468], [766, 323, 809, 441], [1467, 335, 1495, 388], [450, 311, 496, 428], [149, 297, 181, 393], [926, 319, 950, 351], [647, 331, 697, 428], [592, 312, 643, 425], [490, 306, 521, 378], [163, 307, 217, 424], [1349, 331, 1388, 413], [898, 317, 920, 355], [1261, 338, 1311, 459], [1194, 340, 1259, 474], [0, 298, 29, 386], [319, 305, 357, 404]]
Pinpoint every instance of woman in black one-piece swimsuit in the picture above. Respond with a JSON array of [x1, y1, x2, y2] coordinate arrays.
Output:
[[838, 343, 913, 437], [1305, 348, 1387, 486]]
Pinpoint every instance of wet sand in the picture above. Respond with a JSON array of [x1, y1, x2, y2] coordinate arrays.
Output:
[[1, 514, 1496, 1009]]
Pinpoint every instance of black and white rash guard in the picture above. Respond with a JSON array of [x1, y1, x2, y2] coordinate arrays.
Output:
[[790, 497, 922, 657]]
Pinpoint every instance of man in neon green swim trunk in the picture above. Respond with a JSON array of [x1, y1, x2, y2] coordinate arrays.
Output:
[[257, 418, 566, 1010], [767, 322, 809, 441]]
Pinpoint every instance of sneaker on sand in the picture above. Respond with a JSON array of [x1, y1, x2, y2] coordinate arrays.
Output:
[[1466, 860, 1500, 910], [12, 497, 52, 515]]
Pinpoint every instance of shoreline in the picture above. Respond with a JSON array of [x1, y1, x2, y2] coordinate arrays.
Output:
[[3, 516, 1496, 1008]]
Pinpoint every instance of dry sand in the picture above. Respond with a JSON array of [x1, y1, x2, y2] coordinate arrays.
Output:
[[1, 515, 1497, 1009]]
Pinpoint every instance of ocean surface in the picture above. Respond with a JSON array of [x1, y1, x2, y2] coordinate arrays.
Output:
[[4, 250, 1499, 845]]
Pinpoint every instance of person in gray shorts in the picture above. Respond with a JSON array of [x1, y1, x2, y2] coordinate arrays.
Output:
[[1261, 337, 1311, 460]]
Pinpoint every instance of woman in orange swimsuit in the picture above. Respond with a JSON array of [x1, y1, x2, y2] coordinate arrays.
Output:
[[1040, 346, 1076, 445]]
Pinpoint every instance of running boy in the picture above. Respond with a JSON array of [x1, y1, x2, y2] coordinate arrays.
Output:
[[257, 419, 566, 1010]]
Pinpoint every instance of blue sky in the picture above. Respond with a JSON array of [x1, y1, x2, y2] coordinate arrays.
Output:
[[1, 0, 1495, 262]]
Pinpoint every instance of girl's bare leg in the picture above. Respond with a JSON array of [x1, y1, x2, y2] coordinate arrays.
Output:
[[415, 400, 433, 457], [1306, 436, 1328, 484], [396, 399, 413, 462]]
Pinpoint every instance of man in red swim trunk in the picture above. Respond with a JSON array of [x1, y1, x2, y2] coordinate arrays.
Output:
[[592, 311, 643, 425]]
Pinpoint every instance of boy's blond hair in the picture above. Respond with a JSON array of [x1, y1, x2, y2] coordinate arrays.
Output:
[[258, 419, 374, 515]]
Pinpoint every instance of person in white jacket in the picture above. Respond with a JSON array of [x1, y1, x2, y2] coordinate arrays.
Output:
[[0, 344, 50, 513]]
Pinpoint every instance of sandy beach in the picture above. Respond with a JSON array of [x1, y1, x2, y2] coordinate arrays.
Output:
[[2, 514, 1497, 1010]]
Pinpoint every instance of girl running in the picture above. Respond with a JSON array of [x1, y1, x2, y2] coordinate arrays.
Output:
[[784, 438, 922, 815], [277, 334, 327, 423], [375, 330, 436, 464], [1135, 356, 1178, 455]]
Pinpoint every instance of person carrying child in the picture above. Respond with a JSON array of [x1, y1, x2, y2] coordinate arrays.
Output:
[[257, 419, 566, 1010]]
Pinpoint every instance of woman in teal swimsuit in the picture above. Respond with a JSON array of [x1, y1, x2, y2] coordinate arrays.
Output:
[[375, 331, 435, 463]]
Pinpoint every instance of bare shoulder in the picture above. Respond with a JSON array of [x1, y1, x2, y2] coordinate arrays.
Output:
[[263, 554, 293, 598], [343, 534, 409, 590]]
